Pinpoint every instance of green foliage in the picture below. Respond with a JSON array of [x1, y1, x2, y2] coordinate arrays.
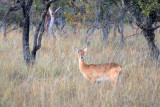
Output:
[[64, 0, 95, 29], [1, 0, 159, 30], [138, 0, 160, 16], [33, 0, 45, 12]]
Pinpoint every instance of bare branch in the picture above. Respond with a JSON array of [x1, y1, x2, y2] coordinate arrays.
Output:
[[37, 20, 45, 50], [124, 31, 142, 40], [85, 27, 92, 42], [53, 7, 60, 14], [85, 28, 95, 47], [0, 3, 21, 33], [153, 25, 160, 31], [7, 25, 20, 33], [100, 1, 111, 6]]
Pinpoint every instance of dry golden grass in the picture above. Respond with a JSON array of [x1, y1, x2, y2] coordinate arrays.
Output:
[[0, 26, 160, 107]]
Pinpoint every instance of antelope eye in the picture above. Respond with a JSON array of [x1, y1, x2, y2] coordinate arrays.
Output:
[[78, 51, 80, 54], [83, 51, 85, 54]]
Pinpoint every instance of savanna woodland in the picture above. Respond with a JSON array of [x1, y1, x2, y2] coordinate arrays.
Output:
[[0, 0, 160, 106]]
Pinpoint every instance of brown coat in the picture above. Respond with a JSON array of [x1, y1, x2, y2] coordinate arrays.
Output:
[[76, 47, 123, 85]]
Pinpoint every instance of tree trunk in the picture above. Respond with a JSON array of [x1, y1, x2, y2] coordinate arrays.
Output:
[[45, 14, 49, 32], [0, 7, 11, 33], [60, 17, 65, 30], [120, 0, 126, 45], [22, 13, 31, 64], [113, 21, 117, 37], [102, 25, 108, 42], [31, 20, 45, 62], [142, 29, 160, 60], [31, 0, 58, 63], [3, 23, 7, 40], [120, 14, 124, 45], [113, 20, 121, 37], [49, 7, 55, 36], [21, 0, 33, 64], [125, 0, 160, 61], [59, 8, 65, 30]]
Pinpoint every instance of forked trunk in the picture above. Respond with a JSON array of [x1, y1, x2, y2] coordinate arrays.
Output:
[[31, 0, 58, 64]]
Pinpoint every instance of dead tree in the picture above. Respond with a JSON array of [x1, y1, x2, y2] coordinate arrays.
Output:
[[48, 7, 55, 36], [48, 7, 60, 37], [120, 0, 126, 45]]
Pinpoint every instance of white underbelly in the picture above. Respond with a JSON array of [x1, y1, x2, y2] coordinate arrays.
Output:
[[96, 77, 109, 82]]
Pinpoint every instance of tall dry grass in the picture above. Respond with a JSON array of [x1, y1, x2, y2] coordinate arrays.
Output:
[[0, 26, 160, 107]]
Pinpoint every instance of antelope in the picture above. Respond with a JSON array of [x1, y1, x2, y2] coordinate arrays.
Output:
[[76, 47, 123, 85]]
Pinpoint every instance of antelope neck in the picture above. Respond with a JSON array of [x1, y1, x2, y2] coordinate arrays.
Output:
[[79, 58, 84, 64], [79, 59, 87, 70]]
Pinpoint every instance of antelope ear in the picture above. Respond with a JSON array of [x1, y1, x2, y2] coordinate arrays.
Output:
[[75, 47, 79, 53], [83, 47, 87, 53]]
